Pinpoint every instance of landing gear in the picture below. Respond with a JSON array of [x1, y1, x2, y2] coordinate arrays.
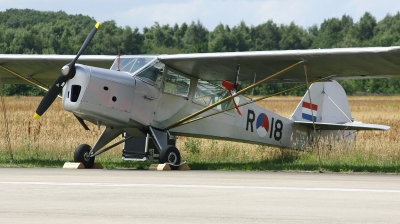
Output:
[[72, 126, 183, 169], [74, 144, 95, 168], [159, 145, 181, 169]]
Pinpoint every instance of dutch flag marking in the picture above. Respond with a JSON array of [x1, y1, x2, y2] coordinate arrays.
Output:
[[302, 101, 318, 121]]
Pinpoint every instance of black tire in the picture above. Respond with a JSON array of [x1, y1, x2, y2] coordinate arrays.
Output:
[[159, 145, 181, 170], [74, 144, 95, 168]]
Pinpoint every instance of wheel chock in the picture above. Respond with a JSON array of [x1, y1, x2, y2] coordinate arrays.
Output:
[[91, 163, 103, 169], [149, 163, 171, 171], [178, 163, 190, 170], [63, 162, 85, 169], [63, 162, 103, 169], [148, 163, 190, 171], [148, 164, 158, 170]]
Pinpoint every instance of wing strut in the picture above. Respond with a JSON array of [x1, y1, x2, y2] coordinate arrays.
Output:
[[251, 72, 256, 100], [0, 65, 49, 92], [233, 64, 240, 91], [303, 62, 322, 172], [175, 76, 333, 128], [167, 61, 304, 129]]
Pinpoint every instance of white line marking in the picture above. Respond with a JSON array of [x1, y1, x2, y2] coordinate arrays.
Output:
[[0, 181, 399, 193]]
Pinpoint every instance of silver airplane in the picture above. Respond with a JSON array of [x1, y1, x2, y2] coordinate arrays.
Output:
[[0, 23, 398, 168]]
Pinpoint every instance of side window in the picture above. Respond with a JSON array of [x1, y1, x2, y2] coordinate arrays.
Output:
[[164, 69, 190, 97], [135, 61, 164, 87], [193, 80, 237, 112], [194, 80, 227, 106]]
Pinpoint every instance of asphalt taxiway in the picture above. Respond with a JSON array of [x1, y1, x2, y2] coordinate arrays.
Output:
[[0, 168, 399, 223]]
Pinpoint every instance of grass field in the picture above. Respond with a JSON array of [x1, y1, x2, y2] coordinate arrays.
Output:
[[0, 96, 399, 172]]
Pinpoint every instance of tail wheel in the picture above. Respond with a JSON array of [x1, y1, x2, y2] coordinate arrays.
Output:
[[74, 144, 95, 168], [159, 145, 181, 170]]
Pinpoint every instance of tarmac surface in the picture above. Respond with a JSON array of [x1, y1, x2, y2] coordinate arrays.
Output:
[[0, 167, 399, 223]]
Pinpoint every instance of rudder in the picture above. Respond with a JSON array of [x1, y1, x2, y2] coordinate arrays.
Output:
[[290, 81, 353, 124]]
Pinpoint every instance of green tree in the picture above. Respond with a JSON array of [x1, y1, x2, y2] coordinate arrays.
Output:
[[311, 15, 360, 48], [355, 12, 377, 42], [0, 26, 6, 53], [122, 26, 143, 54], [372, 13, 400, 46], [183, 20, 209, 53], [250, 20, 280, 50], [279, 22, 311, 50], [1, 9, 400, 96], [208, 23, 235, 52], [1, 84, 46, 96], [231, 21, 251, 51], [142, 22, 179, 54]]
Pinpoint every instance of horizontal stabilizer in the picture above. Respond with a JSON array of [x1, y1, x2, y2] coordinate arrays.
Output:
[[294, 121, 390, 131]]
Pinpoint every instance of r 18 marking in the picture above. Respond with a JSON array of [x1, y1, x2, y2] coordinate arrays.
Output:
[[246, 109, 283, 141]]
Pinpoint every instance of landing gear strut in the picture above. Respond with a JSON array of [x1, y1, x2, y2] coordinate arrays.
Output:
[[74, 144, 95, 168]]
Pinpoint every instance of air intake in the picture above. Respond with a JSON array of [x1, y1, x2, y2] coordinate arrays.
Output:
[[70, 85, 81, 102]]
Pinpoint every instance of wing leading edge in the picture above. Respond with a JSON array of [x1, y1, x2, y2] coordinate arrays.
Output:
[[158, 46, 400, 83]]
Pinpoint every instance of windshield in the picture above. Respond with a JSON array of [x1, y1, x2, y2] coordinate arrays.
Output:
[[110, 56, 157, 74]]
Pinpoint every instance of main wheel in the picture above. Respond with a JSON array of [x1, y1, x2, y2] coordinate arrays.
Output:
[[74, 144, 95, 168], [159, 145, 181, 170]]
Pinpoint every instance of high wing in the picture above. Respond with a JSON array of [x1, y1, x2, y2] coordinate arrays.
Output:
[[0, 54, 115, 85], [2, 46, 400, 86], [158, 46, 400, 83]]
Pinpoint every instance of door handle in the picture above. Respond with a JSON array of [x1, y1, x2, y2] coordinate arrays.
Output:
[[144, 95, 155, 100]]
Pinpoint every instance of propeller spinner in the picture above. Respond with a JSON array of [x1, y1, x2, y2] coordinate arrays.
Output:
[[33, 22, 100, 119]]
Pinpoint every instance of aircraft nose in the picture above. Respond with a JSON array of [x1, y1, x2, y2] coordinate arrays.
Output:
[[62, 64, 91, 111]]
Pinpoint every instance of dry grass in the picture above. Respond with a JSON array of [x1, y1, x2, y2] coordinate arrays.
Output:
[[178, 96, 400, 171], [0, 96, 399, 171], [0, 97, 112, 161]]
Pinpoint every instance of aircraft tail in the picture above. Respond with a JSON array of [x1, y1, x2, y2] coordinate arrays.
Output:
[[289, 81, 389, 131]]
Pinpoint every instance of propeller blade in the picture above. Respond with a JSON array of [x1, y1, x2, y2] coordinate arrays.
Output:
[[33, 22, 100, 119], [33, 72, 68, 119], [71, 22, 100, 65]]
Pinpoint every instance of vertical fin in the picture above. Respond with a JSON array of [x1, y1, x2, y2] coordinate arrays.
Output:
[[290, 81, 352, 123]]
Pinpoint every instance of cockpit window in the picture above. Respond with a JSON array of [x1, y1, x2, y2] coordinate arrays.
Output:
[[164, 69, 190, 97], [135, 60, 164, 87], [194, 80, 237, 112], [110, 56, 156, 74]]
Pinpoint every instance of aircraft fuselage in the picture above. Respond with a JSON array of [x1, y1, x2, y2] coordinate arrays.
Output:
[[61, 57, 359, 151]]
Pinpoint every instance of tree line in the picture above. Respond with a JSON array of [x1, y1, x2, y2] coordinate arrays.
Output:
[[1, 8, 400, 96]]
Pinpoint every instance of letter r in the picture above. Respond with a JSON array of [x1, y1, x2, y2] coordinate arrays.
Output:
[[246, 109, 255, 132]]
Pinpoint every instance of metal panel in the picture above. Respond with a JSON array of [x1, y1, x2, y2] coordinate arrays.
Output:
[[154, 94, 188, 122], [130, 78, 160, 125], [82, 76, 134, 113]]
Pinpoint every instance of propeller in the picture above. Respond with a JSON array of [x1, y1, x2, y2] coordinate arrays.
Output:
[[33, 22, 100, 119]]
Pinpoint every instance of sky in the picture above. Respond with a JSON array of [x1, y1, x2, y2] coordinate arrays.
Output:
[[1, 0, 400, 31]]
